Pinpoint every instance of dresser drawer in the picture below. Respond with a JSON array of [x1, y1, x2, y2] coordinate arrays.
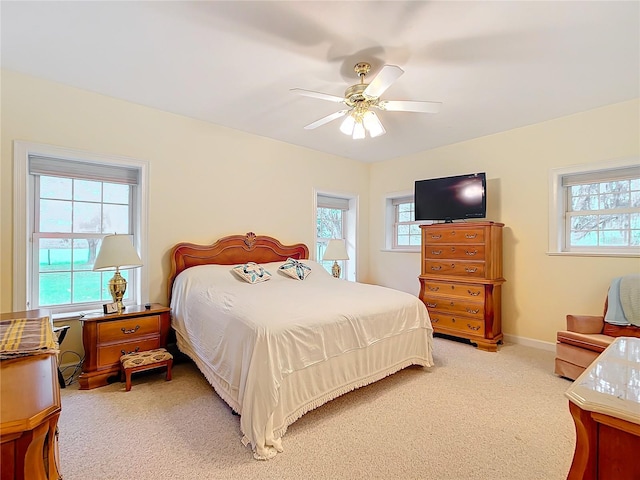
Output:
[[97, 337, 160, 369], [97, 315, 160, 343], [424, 244, 485, 260], [423, 227, 485, 245], [429, 313, 485, 336], [423, 260, 485, 278], [422, 280, 485, 299], [423, 296, 484, 319]]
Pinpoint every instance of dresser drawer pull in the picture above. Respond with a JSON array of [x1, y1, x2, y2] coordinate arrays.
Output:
[[431, 266, 442, 271], [465, 233, 478, 239], [121, 325, 140, 335], [431, 250, 442, 255], [431, 318, 439, 323], [464, 267, 478, 273], [121, 347, 140, 355], [465, 249, 478, 256], [466, 308, 480, 314], [468, 290, 481, 296], [430, 234, 442, 239], [427, 286, 440, 292], [467, 324, 481, 331], [426, 302, 437, 308]]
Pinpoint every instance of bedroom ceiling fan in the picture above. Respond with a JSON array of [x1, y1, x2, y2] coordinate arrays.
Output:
[[291, 62, 442, 140]]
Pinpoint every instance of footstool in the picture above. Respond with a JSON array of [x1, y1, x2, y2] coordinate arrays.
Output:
[[120, 348, 173, 392]]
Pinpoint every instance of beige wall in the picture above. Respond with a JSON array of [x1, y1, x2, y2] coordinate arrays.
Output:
[[369, 99, 640, 347], [1, 69, 638, 357], [0, 70, 370, 356]]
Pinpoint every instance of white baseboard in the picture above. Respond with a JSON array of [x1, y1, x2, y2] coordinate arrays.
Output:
[[503, 333, 556, 352]]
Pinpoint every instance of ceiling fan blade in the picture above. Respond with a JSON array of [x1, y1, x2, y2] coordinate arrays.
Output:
[[304, 110, 349, 130], [363, 65, 404, 98], [377, 100, 442, 113], [290, 88, 345, 103]]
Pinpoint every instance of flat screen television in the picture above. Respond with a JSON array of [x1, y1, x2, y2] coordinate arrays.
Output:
[[414, 172, 486, 222]]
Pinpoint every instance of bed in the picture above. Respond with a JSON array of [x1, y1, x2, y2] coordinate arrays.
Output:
[[168, 232, 434, 459]]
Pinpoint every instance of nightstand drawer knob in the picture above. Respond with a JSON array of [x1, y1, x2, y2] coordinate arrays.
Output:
[[121, 347, 140, 355], [121, 325, 141, 335]]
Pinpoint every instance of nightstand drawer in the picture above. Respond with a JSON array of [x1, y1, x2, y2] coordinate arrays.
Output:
[[97, 337, 160, 368], [97, 315, 160, 343], [429, 313, 485, 336]]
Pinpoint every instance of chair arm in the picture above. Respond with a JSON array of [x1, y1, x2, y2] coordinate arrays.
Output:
[[566, 314, 605, 334]]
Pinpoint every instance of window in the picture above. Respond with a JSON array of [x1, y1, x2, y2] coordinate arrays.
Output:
[[13, 142, 149, 315], [549, 159, 640, 256], [385, 193, 425, 251], [315, 193, 356, 280], [317, 195, 348, 276], [393, 196, 422, 248]]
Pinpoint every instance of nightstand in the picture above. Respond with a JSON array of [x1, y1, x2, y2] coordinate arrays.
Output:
[[78, 304, 170, 390]]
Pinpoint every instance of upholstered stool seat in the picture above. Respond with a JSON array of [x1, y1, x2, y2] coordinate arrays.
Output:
[[120, 348, 173, 391]]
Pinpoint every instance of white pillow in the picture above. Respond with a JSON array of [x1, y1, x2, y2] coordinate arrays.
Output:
[[231, 262, 272, 284], [278, 258, 311, 280]]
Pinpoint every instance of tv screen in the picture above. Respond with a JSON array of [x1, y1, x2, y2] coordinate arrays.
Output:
[[414, 173, 486, 222]]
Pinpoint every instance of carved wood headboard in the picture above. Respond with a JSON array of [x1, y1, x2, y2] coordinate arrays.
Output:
[[167, 232, 309, 301]]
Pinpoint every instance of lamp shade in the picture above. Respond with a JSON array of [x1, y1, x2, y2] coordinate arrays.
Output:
[[322, 239, 349, 261], [93, 234, 143, 271]]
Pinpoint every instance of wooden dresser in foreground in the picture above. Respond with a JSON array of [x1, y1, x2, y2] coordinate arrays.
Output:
[[78, 304, 170, 390], [0, 309, 61, 480], [419, 221, 505, 352]]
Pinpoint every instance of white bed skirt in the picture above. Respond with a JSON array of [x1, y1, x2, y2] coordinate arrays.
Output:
[[176, 326, 432, 457]]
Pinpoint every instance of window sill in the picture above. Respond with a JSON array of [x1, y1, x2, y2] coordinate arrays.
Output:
[[546, 251, 640, 258], [52, 309, 103, 323], [381, 248, 420, 253]]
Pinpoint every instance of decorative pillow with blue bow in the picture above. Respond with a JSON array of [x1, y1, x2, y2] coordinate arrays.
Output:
[[279, 258, 311, 280], [232, 262, 272, 284]]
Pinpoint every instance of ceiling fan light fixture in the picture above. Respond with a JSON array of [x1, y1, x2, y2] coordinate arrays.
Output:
[[292, 61, 441, 139], [340, 114, 356, 136], [352, 121, 366, 140], [363, 111, 386, 138]]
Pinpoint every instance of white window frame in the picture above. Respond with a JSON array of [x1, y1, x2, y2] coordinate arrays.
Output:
[[548, 157, 640, 257], [314, 190, 358, 281], [384, 191, 430, 252], [13, 141, 150, 316]]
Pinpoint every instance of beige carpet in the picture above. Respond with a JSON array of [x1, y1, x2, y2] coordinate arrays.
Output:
[[58, 337, 575, 480]]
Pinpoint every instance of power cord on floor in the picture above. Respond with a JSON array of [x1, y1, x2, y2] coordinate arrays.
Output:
[[59, 350, 84, 386]]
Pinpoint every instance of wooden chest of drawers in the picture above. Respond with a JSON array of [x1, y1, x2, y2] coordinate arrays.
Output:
[[419, 222, 505, 351], [78, 304, 170, 389]]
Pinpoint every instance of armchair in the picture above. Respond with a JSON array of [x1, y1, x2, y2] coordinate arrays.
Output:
[[555, 277, 640, 381]]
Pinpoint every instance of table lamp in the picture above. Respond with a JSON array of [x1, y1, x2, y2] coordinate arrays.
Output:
[[93, 234, 143, 313], [322, 239, 349, 278]]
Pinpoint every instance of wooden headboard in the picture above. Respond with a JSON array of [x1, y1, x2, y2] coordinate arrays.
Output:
[[167, 232, 309, 300]]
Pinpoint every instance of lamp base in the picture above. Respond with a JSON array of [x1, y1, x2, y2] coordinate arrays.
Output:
[[108, 270, 127, 313], [331, 261, 341, 279]]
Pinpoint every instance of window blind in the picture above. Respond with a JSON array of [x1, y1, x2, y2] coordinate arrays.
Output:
[[317, 195, 349, 210], [392, 195, 414, 206], [561, 165, 640, 186], [29, 155, 140, 185]]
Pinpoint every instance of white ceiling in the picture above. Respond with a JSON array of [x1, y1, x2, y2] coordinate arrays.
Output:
[[1, 1, 638, 163]]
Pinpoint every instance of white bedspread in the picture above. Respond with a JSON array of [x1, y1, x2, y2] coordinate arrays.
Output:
[[170, 260, 433, 459]]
